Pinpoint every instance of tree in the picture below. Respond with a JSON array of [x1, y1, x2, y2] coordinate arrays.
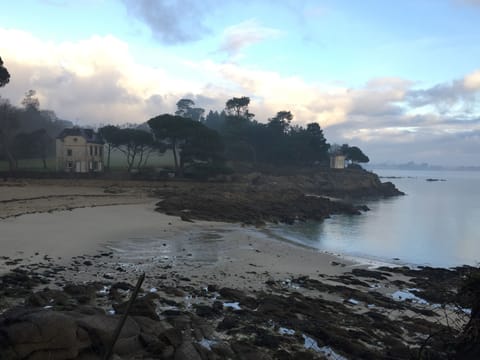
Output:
[[12, 129, 52, 169], [267, 111, 293, 134], [98, 125, 120, 169], [175, 99, 195, 116], [111, 128, 154, 172], [339, 144, 369, 164], [204, 110, 226, 131], [148, 114, 191, 175], [305, 122, 330, 162], [225, 96, 254, 119], [222, 97, 259, 163], [289, 122, 330, 165], [175, 98, 205, 122], [345, 146, 369, 163], [0, 99, 20, 171], [30, 129, 51, 169], [181, 125, 224, 168], [0, 57, 10, 87], [148, 114, 224, 177], [21, 90, 40, 111]]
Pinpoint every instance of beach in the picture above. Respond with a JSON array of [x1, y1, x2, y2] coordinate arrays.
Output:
[[0, 178, 476, 359], [0, 179, 355, 289]]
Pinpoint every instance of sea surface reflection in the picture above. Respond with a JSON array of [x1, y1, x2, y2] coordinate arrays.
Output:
[[270, 170, 480, 267]]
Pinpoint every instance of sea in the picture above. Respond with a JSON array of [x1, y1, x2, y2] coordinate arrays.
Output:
[[269, 169, 480, 268]]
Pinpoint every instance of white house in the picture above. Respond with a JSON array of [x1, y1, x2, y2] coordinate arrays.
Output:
[[56, 128, 104, 173]]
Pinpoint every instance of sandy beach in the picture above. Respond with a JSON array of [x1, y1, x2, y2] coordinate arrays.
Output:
[[0, 179, 354, 289]]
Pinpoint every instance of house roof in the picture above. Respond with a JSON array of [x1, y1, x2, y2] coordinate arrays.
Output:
[[57, 127, 104, 144]]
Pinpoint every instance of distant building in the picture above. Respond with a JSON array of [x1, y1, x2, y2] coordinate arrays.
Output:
[[330, 154, 346, 169], [56, 128, 104, 173]]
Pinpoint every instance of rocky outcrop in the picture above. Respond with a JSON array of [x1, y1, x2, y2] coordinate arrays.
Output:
[[152, 169, 402, 225], [154, 186, 365, 225]]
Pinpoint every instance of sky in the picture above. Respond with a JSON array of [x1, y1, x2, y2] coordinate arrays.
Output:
[[1, 0, 479, 166]]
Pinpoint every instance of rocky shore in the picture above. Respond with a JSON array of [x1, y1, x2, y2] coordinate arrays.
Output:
[[153, 169, 403, 225], [0, 252, 478, 360]]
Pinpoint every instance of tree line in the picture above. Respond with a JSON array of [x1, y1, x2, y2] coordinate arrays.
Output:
[[99, 96, 369, 177], [0, 90, 73, 172], [1, 55, 368, 176]]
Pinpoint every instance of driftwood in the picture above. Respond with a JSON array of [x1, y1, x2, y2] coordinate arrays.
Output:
[[103, 272, 145, 360]]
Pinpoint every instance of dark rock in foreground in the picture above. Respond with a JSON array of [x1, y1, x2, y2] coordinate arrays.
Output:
[[1, 265, 478, 359]]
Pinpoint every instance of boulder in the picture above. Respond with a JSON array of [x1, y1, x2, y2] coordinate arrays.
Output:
[[0, 308, 90, 359]]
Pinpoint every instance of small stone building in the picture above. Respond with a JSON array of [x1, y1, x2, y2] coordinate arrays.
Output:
[[330, 154, 346, 169], [56, 128, 104, 173]]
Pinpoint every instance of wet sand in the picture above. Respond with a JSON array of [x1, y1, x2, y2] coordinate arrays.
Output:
[[0, 179, 356, 289], [1, 201, 355, 290]]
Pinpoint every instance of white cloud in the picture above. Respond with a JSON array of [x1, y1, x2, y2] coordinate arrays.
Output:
[[0, 28, 202, 124], [464, 69, 480, 90], [219, 20, 281, 58]]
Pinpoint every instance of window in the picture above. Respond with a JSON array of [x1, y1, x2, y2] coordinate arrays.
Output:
[[90, 146, 93, 156], [94, 146, 98, 156], [67, 149, 72, 156], [99, 147, 103, 156], [67, 161, 73, 168]]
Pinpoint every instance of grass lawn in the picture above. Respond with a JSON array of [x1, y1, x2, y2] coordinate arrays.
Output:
[[0, 149, 175, 172]]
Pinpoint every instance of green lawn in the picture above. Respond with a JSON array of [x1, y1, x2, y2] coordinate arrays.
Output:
[[0, 149, 175, 172], [0, 158, 57, 171], [107, 149, 175, 170]]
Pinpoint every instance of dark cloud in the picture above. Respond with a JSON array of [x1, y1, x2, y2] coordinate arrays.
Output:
[[121, 0, 212, 44], [407, 81, 464, 113], [406, 77, 479, 114]]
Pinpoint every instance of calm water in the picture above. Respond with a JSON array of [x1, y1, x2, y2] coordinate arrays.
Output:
[[270, 170, 480, 267]]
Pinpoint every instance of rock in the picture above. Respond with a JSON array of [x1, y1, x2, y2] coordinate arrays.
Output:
[[211, 342, 235, 358], [163, 328, 183, 348], [76, 312, 142, 356], [1, 269, 43, 297], [207, 284, 218, 292], [0, 306, 168, 359], [0, 308, 90, 359], [218, 287, 258, 308], [217, 315, 239, 331], [26, 289, 70, 307], [170, 315, 191, 331], [194, 304, 221, 318], [174, 341, 202, 360], [231, 341, 273, 360], [113, 293, 159, 320], [63, 283, 99, 304], [350, 269, 390, 280], [254, 328, 282, 348]]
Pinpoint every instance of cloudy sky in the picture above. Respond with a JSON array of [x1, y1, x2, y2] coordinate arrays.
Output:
[[1, 0, 479, 166]]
